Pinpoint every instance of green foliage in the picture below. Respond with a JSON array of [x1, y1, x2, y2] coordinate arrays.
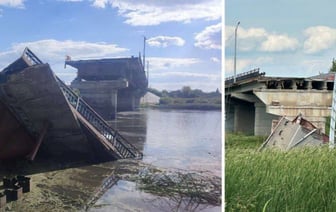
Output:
[[149, 86, 221, 99], [325, 116, 336, 137], [149, 86, 222, 110], [157, 96, 221, 110], [225, 133, 265, 149], [225, 134, 336, 211], [159, 97, 172, 105], [330, 58, 336, 73], [326, 116, 331, 136]]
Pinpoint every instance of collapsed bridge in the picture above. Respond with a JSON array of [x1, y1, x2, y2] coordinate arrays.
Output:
[[0, 48, 142, 161], [65, 54, 148, 120]]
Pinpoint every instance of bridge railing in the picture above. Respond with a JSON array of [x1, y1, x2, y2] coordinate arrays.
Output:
[[225, 68, 264, 84], [56, 77, 143, 159], [23, 48, 43, 65]]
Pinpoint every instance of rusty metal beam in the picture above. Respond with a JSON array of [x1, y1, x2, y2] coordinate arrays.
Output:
[[27, 121, 49, 161]]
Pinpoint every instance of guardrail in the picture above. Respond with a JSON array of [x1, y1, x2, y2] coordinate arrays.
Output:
[[23, 48, 43, 65], [56, 77, 142, 159], [225, 68, 264, 84]]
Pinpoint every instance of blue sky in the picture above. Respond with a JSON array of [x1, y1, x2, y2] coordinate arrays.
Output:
[[225, 0, 336, 78], [0, 0, 221, 92]]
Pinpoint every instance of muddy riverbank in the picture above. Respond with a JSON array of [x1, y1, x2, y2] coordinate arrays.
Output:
[[0, 159, 221, 211], [0, 109, 222, 211]]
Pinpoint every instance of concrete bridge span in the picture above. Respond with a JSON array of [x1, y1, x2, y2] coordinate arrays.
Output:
[[225, 69, 334, 136], [65, 55, 148, 120]]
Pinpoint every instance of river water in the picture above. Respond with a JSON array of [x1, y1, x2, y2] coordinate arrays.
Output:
[[90, 108, 222, 211]]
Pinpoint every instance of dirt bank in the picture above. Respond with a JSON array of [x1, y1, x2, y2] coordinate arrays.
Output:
[[0, 160, 221, 211]]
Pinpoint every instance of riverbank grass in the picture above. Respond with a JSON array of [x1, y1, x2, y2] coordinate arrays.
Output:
[[225, 133, 336, 211]]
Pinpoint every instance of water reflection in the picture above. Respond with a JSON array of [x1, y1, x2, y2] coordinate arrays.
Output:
[[0, 108, 221, 211], [143, 109, 221, 176], [90, 109, 222, 211], [111, 109, 222, 176], [110, 110, 148, 153], [90, 180, 221, 212]]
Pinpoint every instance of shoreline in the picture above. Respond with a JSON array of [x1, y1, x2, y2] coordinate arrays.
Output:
[[0, 159, 221, 211], [141, 104, 222, 111]]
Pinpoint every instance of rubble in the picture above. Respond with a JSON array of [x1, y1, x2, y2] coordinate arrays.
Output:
[[259, 114, 328, 151]]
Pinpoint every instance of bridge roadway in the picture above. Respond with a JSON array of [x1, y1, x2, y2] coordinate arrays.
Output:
[[225, 69, 334, 136], [0, 48, 142, 161]]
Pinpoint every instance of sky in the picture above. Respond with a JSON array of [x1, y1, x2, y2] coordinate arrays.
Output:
[[225, 0, 336, 79], [0, 0, 222, 92]]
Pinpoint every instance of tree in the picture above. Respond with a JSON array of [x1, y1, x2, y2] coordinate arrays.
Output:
[[181, 86, 192, 98], [330, 58, 336, 72]]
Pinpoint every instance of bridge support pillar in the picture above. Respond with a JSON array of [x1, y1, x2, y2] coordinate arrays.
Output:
[[117, 89, 142, 111], [71, 80, 128, 120], [254, 102, 279, 136]]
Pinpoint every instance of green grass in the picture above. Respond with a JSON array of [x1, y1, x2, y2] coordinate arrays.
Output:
[[225, 134, 336, 211], [157, 97, 221, 110]]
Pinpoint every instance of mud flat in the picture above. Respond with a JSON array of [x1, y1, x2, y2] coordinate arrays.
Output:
[[0, 159, 220, 211]]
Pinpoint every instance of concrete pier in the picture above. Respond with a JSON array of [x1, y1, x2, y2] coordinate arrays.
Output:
[[66, 56, 148, 120], [71, 79, 128, 120]]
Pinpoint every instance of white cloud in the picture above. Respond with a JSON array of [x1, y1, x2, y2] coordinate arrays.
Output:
[[147, 57, 200, 71], [147, 36, 185, 48], [146, 56, 220, 91], [91, 0, 221, 26], [91, 0, 107, 8], [303, 26, 336, 54], [225, 57, 272, 76], [260, 34, 299, 52], [0, 0, 25, 8], [0, 39, 129, 84], [149, 71, 221, 91], [151, 71, 219, 81], [59, 0, 83, 2], [195, 23, 221, 50], [225, 26, 267, 51], [150, 80, 220, 92], [225, 25, 299, 52], [10, 39, 128, 60], [211, 57, 220, 63]]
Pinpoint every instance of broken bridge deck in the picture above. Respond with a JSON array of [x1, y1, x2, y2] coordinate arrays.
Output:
[[0, 48, 142, 161]]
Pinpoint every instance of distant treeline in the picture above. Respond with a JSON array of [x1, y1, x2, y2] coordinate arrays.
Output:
[[148, 86, 221, 98], [147, 86, 222, 110]]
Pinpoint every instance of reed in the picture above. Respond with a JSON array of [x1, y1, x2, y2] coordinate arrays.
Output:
[[225, 134, 336, 211]]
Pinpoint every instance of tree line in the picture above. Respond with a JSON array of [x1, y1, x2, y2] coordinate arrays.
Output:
[[148, 86, 221, 99]]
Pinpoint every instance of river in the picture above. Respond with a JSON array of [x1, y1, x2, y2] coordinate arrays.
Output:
[[90, 108, 222, 211], [1, 108, 222, 211]]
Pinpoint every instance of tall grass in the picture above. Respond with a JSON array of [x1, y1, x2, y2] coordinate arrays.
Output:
[[225, 134, 336, 211]]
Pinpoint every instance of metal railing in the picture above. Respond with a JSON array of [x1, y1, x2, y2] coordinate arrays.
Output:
[[225, 68, 264, 84], [23, 48, 43, 65], [56, 77, 142, 159]]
